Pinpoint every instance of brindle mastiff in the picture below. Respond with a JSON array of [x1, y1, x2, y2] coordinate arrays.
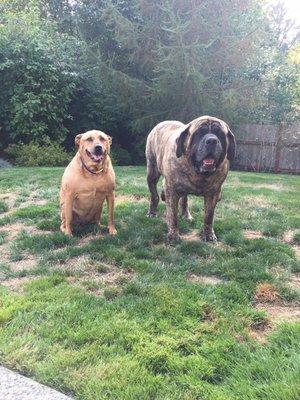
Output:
[[146, 116, 236, 242], [60, 130, 117, 236]]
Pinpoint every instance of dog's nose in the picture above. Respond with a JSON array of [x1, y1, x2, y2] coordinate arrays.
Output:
[[206, 137, 218, 145], [94, 144, 103, 154]]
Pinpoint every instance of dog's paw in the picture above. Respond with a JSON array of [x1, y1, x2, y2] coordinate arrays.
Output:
[[201, 230, 217, 243], [166, 232, 181, 245], [61, 228, 73, 236], [147, 211, 158, 218], [182, 212, 193, 222], [108, 227, 117, 235]]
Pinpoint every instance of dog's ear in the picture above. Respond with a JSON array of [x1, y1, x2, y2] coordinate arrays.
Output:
[[105, 134, 112, 153], [75, 134, 83, 149], [106, 135, 112, 145], [227, 128, 236, 161], [176, 125, 190, 158]]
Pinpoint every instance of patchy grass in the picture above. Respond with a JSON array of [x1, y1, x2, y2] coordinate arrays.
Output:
[[0, 167, 299, 400], [0, 200, 8, 213]]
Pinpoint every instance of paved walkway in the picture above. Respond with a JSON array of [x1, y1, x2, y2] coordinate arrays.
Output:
[[0, 366, 73, 400], [0, 158, 12, 168]]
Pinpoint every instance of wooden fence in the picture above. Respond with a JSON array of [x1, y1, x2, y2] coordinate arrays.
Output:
[[232, 123, 300, 174]]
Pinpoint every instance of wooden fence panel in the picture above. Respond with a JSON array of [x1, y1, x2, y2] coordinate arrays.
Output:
[[232, 123, 300, 174]]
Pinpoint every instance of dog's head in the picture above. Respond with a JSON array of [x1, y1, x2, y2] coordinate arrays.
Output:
[[176, 116, 236, 175], [75, 130, 112, 167]]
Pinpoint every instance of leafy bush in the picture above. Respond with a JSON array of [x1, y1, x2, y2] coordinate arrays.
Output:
[[6, 141, 71, 167], [112, 146, 132, 166], [0, 9, 81, 149]]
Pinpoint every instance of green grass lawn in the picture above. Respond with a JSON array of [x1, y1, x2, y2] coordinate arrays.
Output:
[[0, 166, 299, 400]]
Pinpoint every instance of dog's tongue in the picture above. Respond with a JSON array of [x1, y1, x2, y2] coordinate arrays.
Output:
[[203, 157, 215, 166], [93, 155, 103, 162]]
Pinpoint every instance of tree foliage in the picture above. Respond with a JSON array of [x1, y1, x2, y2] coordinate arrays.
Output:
[[0, 0, 298, 162]]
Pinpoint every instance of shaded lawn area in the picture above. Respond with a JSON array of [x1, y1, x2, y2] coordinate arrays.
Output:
[[0, 166, 299, 400]]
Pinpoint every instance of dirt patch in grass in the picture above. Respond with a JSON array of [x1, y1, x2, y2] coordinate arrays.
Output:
[[254, 283, 280, 303], [116, 195, 147, 204], [293, 246, 300, 261], [80, 235, 98, 245], [283, 229, 300, 244], [282, 230, 300, 261], [249, 183, 285, 191], [289, 273, 300, 291], [1, 276, 40, 293], [267, 265, 286, 280], [9, 255, 37, 272], [67, 264, 135, 296], [255, 303, 300, 324], [187, 273, 224, 285], [0, 192, 18, 211], [182, 230, 229, 249], [0, 223, 51, 269], [182, 230, 201, 242], [56, 255, 91, 274], [226, 176, 241, 188], [0, 247, 37, 272], [23, 198, 48, 208], [0, 222, 40, 241], [0, 190, 48, 218], [243, 230, 263, 240], [247, 329, 270, 345], [9, 222, 37, 240], [283, 230, 295, 244], [249, 282, 300, 343], [245, 195, 272, 208], [253, 282, 300, 336], [227, 181, 284, 191]]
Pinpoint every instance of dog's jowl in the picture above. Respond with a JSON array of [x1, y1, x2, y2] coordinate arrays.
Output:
[[60, 130, 117, 236], [145, 116, 236, 242]]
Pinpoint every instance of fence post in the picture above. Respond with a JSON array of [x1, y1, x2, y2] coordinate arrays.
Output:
[[274, 122, 284, 173]]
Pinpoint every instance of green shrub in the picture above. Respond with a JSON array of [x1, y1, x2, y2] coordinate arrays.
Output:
[[6, 141, 71, 167], [112, 147, 132, 166]]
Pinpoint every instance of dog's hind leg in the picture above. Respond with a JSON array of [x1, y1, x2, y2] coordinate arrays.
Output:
[[179, 195, 193, 221], [147, 160, 160, 217]]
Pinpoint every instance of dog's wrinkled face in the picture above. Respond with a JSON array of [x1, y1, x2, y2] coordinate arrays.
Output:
[[176, 117, 236, 175], [190, 121, 226, 174], [75, 130, 112, 166]]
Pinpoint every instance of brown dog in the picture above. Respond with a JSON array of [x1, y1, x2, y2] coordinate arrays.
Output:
[[60, 130, 117, 236], [146, 116, 236, 242]]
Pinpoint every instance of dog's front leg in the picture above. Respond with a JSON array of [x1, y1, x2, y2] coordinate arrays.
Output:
[[107, 192, 117, 235], [201, 191, 220, 242], [60, 191, 74, 236], [165, 189, 180, 243]]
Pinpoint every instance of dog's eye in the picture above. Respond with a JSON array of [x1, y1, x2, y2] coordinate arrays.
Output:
[[86, 137, 93, 142], [211, 124, 221, 133]]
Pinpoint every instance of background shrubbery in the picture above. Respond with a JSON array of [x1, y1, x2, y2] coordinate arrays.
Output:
[[6, 141, 71, 167], [0, 0, 299, 166]]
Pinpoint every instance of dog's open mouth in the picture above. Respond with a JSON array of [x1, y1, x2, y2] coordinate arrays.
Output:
[[196, 156, 217, 174], [202, 157, 215, 168], [86, 149, 104, 163]]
